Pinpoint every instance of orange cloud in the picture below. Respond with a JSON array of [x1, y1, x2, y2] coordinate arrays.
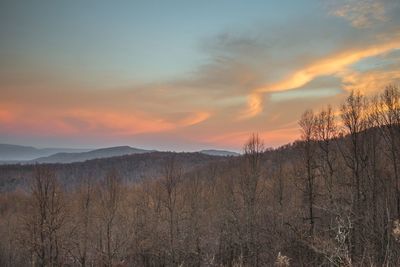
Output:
[[0, 102, 212, 138], [178, 111, 211, 127], [240, 36, 400, 118], [204, 124, 299, 149], [64, 109, 211, 134], [340, 69, 400, 94], [0, 104, 75, 135], [62, 109, 175, 135], [0, 109, 14, 123]]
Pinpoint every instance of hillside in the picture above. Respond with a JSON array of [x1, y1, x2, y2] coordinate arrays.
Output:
[[0, 151, 227, 192]]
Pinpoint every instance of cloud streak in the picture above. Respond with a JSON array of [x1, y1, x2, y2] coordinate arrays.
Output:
[[241, 34, 400, 118]]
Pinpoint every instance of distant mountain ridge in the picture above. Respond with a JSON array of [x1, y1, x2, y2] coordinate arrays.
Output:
[[0, 144, 89, 161], [0, 144, 240, 164], [30, 146, 155, 164]]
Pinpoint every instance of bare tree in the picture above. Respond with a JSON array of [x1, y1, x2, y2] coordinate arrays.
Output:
[[340, 90, 368, 261], [315, 105, 337, 202], [299, 109, 318, 237], [69, 176, 94, 266], [161, 156, 182, 265], [23, 166, 67, 267], [240, 133, 265, 265], [96, 170, 124, 267], [375, 85, 400, 218]]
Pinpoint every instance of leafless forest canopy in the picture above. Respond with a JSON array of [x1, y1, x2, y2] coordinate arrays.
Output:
[[1, 86, 400, 266]]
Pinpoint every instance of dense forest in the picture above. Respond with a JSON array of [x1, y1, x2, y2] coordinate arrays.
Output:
[[0, 152, 226, 192], [1, 86, 400, 266]]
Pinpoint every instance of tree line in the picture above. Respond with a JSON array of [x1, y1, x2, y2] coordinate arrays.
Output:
[[0, 86, 400, 266]]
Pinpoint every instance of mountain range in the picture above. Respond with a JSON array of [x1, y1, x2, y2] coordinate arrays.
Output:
[[0, 144, 239, 164], [0, 144, 89, 162]]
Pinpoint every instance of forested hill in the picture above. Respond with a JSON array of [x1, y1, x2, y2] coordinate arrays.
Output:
[[0, 151, 228, 192], [0, 125, 392, 193]]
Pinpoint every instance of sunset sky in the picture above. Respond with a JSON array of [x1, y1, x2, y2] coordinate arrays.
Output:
[[1, 0, 400, 151]]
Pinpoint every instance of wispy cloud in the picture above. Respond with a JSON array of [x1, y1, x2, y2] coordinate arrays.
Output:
[[329, 0, 387, 28], [240, 34, 400, 118]]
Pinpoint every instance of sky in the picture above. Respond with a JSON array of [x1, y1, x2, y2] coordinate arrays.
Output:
[[1, 0, 400, 151]]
